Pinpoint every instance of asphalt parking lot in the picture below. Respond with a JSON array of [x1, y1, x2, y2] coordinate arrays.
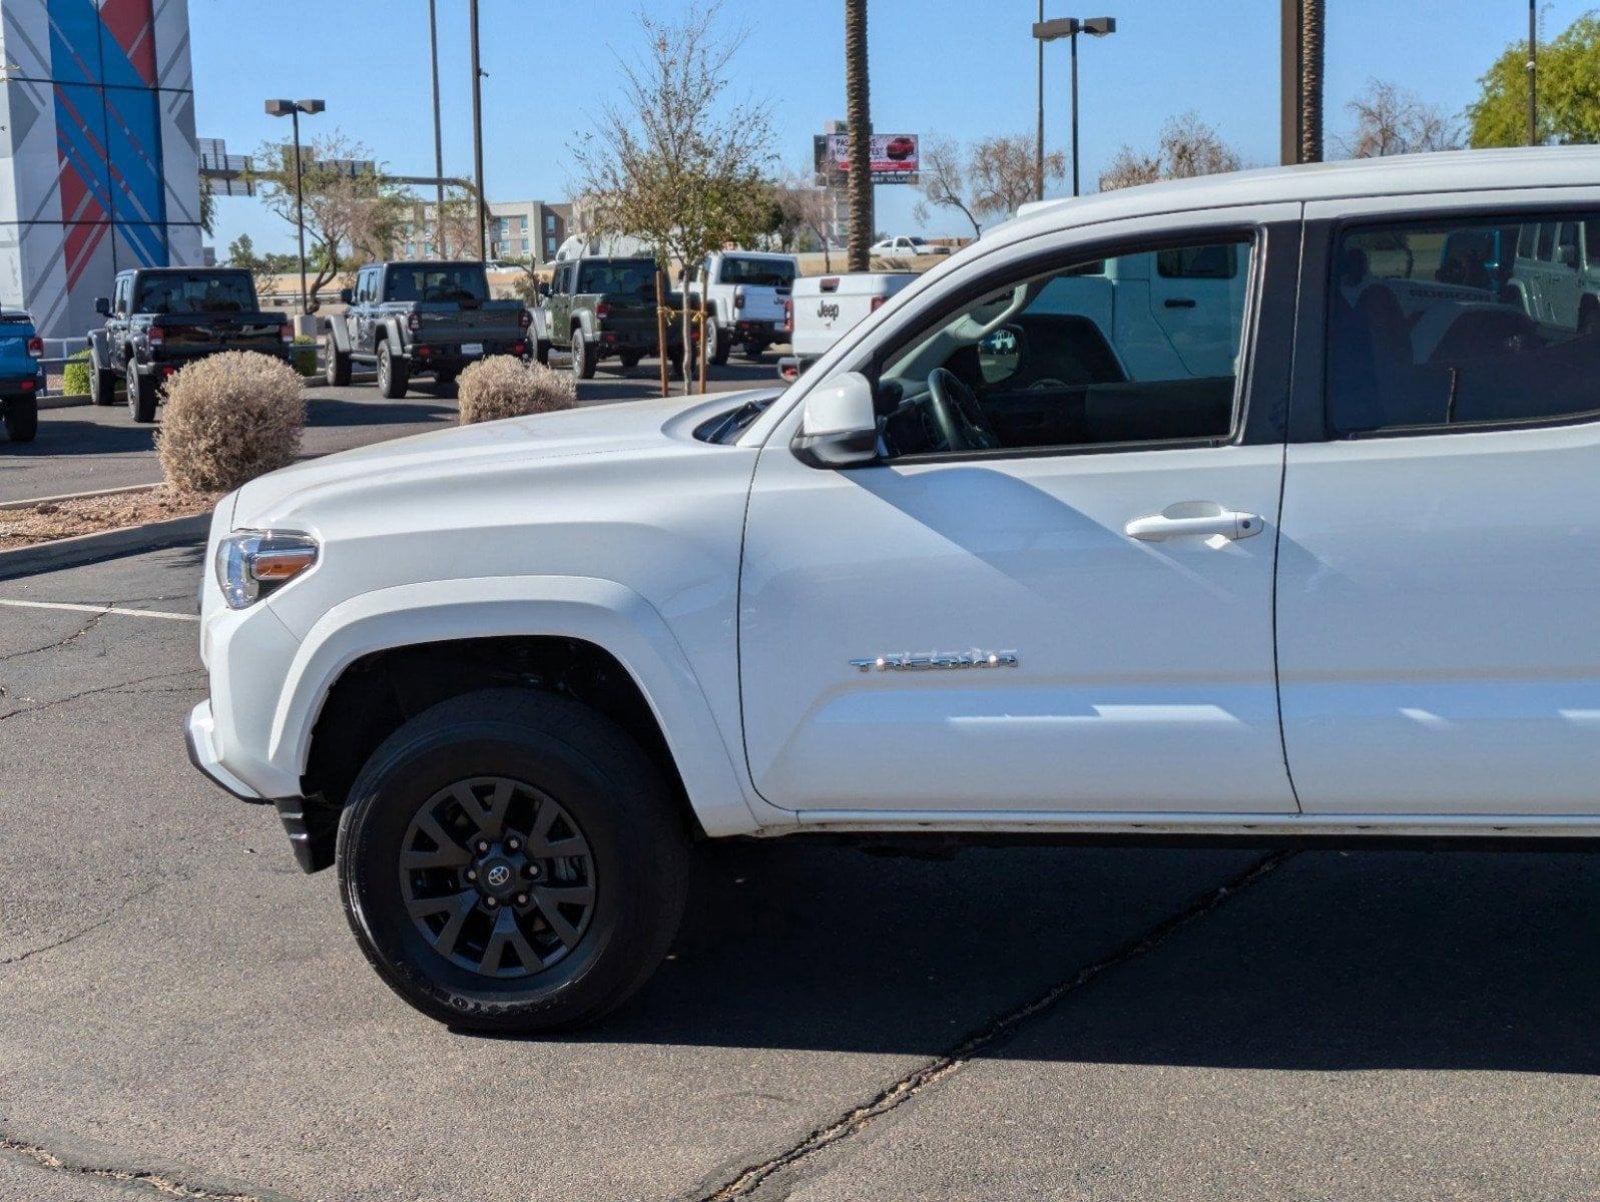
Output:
[[0, 356, 776, 504], [3, 359, 1600, 1201], [3, 544, 1600, 1200]]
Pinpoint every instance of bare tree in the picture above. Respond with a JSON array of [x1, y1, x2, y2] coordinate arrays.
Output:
[[774, 173, 835, 269], [1099, 112, 1243, 192], [250, 132, 405, 310], [915, 137, 981, 237], [970, 134, 1065, 224], [844, 0, 873, 271], [1338, 79, 1463, 158], [572, 3, 775, 391]]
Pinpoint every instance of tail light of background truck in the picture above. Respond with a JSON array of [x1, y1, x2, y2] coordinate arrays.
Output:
[[733, 285, 746, 311], [594, 301, 612, 321], [782, 298, 792, 333], [25, 336, 42, 358]]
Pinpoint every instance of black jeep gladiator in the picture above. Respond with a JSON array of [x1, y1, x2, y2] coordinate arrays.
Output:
[[87, 268, 290, 422], [323, 261, 532, 397]]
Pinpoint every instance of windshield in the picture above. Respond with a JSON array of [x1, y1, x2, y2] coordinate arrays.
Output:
[[576, 259, 658, 297], [719, 257, 796, 288], [134, 272, 257, 314], [385, 264, 489, 303]]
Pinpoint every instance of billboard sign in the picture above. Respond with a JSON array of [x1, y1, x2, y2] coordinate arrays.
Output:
[[814, 133, 920, 185]]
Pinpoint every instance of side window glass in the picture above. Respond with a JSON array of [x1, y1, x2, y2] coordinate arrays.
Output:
[[876, 236, 1252, 458], [1326, 213, 1600, 436]]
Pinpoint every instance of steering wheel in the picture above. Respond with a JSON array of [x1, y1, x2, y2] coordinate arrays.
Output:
[[925, 368, 1000, 452]]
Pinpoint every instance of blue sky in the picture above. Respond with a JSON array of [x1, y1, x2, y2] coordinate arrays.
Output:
[[194, 0, 1590, 257]]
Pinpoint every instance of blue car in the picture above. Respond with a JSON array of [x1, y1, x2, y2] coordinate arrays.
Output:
[[0, 310, 43, 443]]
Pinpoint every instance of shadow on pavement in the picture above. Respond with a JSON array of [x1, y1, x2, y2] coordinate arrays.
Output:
[[305, 396, 456, 429], [0, 418, 155, 458], [534, 842, 1600, 1075]]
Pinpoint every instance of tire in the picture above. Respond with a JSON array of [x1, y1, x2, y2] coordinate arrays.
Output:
[[125, 361, 157, 423], [337, 688, 690, 1032], [535, 340, 551, 366], [616, 351, 643, 372], [325, 338, 352, 387], [1581, 300, 1600, 338], [3, 395, 37, 443], [707, 319, 730, 366], [89, 362, 118, 406], [377, 340, 409, 399], [570, 328, 596, 380], [741, 339, 769, 360]]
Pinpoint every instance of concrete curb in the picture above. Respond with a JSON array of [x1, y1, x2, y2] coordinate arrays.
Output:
[[0, 482, 157, 512], [0, 511, 209, 582], [39, 392, 90, 409]]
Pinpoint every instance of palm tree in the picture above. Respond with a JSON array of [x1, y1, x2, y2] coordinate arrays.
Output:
[[845, 0, 874, 271], [1299, 0, 1324, 162]]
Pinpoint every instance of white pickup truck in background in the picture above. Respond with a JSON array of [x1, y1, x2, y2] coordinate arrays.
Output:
[[688, 251, 798, 364], [779, 271, 918, 380]]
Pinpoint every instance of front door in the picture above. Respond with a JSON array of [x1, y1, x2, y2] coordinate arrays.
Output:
[[739, 211, 1302, 816], [1280, 196, 1600, 815]]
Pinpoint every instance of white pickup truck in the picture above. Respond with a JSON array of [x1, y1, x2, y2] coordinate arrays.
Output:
[[779, 270, 918, 380], [189, 147, 1600, 1032], [687, 250, 797, 363]]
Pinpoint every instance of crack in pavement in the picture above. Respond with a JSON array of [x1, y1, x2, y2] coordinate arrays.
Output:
[[694, 850, 1297, 1202], [0, 668, 206, 723], [0, 608, 108, 664], [0, 878, 167, 968], [0, 1135, 299, 1201]]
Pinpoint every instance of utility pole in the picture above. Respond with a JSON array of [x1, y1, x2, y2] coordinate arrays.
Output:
[[469, 0, 488, 261], [428, 0, 445, 253], [1035, 0, 1045, 202], [1527, 0, 1539, 146]]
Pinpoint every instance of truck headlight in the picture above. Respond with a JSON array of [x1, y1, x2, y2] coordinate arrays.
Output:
[[215, 530, 319, 609]]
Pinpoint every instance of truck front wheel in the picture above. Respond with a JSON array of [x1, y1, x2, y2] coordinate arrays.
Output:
[[126, 362, 157, 423], [376, 341, 409, 399], [570, 329, 597, 379], [707, 319, 730, 366], [89, 360, 119, 405], [337, 688, 690, 1032], [325, 337, 352, 387]]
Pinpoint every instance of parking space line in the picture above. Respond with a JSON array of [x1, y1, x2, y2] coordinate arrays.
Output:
[[0, 598, 198, 623]]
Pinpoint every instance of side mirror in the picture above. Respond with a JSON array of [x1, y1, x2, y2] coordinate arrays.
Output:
[[793, 371, 879, 469], [94, 296, 111, 316], [338, 287, 353, 305]]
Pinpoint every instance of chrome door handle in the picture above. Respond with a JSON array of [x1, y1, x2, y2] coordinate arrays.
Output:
[[1125, 504, 1263, 542]]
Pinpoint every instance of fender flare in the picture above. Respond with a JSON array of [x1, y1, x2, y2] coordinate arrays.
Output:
[[265, 574, 775, 837], [375, 316, 408, 356], [86, 328, 111, 370], [324, 313, 352, 354]]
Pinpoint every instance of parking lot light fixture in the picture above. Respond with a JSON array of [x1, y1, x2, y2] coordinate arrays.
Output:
[[265, 98, 326, 315], [1031, 15, 1117, 197]]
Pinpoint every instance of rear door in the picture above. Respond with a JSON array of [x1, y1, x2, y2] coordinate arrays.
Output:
[[1279, 191, 1600, 816]]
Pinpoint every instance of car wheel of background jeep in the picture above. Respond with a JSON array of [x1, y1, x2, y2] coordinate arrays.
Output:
[[707, 320, 730, 366], [89, 363, 118, 405], [535, 340, 551, 366], [125, 361, 157, 423], [617, 350, 642, 372], [741, 339, 769, 360], [325, 338, 352, 387], [337, 688, 690, 1032], [377, 341, 409, 399], [3, 395, 38, 443], [1581, 299, 1600, 338], [570, 329, 597, 380]]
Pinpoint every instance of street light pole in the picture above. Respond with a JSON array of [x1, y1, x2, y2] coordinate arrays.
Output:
[[265, 98, 324, 315], [428, 0, 445, 252], [1032, 16, 1115, 200], [1527, 0, 1538, 146], [1035, 0, 1045, 202], [468, 0, 488, 261]]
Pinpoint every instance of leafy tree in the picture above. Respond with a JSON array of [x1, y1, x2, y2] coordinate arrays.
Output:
[[1468, 13, 1600, 146], [1099, 112, 1243, 192], [844, 0, 873, 271], [1338, 79, 1462, 157], [248, 131, 407, 312], [572, 3, 776, 391], [226, 232, 260, 271]]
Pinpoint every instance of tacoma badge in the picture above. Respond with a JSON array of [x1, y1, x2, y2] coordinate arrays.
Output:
[[849, 651, 1019, 673]]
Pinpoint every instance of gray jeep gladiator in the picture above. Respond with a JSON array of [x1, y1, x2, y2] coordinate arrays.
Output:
[[531, 256, 688, 379], [87, 268, 289, 422], [323, 261, 532, 397]]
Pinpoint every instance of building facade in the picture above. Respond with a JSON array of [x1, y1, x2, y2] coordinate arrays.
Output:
[[0, 0, 200, 340], [397, 198, 571, 265]]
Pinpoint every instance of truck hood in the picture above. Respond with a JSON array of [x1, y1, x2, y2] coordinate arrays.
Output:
[[231, 390, 775, 530]]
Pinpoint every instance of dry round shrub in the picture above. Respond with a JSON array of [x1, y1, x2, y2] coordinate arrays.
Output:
[[457, 356, 576, 425], [155, 351, 306, 493]]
